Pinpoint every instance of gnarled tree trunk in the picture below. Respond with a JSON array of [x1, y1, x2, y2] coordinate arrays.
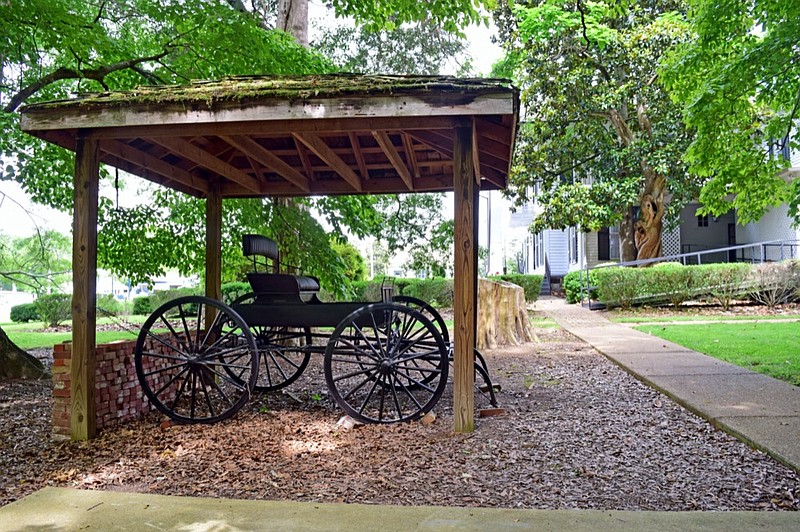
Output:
[[277, 0, 308, 46], [477, 279, 536, 350], [0, 325, 48, 380]]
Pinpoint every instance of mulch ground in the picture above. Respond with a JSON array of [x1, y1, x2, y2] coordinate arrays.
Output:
[[1, 326, 798, 511]]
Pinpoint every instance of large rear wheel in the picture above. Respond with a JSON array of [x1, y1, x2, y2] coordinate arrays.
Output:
[[134, 296, 257, 424]]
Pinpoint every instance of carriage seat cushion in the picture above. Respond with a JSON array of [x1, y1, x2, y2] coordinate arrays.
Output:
[[247, 272, 320, 294], [242, 234, 279, 261]]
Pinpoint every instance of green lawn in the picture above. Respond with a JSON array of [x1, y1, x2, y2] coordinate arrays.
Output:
[[2, 316, 145, 350], [613, 314, 800, 324], [634, 322, 800, 386]]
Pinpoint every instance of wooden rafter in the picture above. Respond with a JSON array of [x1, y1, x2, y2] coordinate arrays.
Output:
[[222, 135, 310, 192], [294, 137, 315, 181], [407, 130, 454, 159], [348, 132, 370, 180], [149, 136, 264, 194], [472, 121, 482, 185], [99, 140, 209, 195], [292, 133, 362, 192], [372, 131, 413, 190], [401, 133, 421, 178]]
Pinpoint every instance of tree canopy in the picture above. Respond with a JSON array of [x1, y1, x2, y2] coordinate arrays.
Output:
[[493, 0, 699, 261], [660, 0, 800, 224]]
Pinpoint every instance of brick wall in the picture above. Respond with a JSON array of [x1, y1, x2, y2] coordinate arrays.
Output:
[[51, 338, 162, 438]]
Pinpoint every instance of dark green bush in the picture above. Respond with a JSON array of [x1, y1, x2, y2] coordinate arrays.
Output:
[[34, 293, 72, 327], [563, 270, 599, 304], [132, 296, 152, 316], [403, 278, 454, 307], [594, 268, 641, 309], [10, 302, 38, 323], [221, 282, 252, 304], [648, 263, 694, 308], [97, 294, 124, 317], [490, 274, 543, 302], [150, 288, 200, 309]]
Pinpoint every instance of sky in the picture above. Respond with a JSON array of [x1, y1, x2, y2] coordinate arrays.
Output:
[[0, 9, 504, 240]]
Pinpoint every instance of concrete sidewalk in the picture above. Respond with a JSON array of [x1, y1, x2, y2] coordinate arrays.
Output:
[[1, 487, 799, 531], [535, 297, 800, 473]]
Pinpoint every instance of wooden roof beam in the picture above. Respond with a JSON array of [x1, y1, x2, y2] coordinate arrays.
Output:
[[292, 133, 362, 192], [401, 133, 421, 179], [407, 130, 454, 159], [221, 135, 310, 193], [349, 132, 370, 180], [149, 136, 264, 194], [294, 137, 315, 181], [99, 140, 209, 195], [372, 131, 413, 190]]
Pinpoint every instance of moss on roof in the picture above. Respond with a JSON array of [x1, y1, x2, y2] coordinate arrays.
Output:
[[21, 74, 516, 112]]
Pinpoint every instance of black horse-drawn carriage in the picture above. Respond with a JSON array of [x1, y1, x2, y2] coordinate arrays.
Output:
[[134, 235, 496, 425]]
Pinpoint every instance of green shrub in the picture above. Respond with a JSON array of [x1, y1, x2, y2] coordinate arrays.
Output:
[[221, 282, 252, 304], [132, 297, 153, 316], [34, 293, 72, 327], [97, 294, 124, 317], [9, 303, 38, 323], [490, 274, 543, 302], [647, 264, 694, 308], [594, 268, 641, 309], [701, 263, 751, 310], [748, 261, 800, 309], [403, 278, 454, 307], [150, 287, 200, 309], [563, 270, 599, 304]]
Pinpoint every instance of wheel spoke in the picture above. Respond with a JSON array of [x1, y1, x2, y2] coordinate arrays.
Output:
[[153, 365, 190, 398]]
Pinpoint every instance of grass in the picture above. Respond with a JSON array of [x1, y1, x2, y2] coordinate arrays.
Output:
[[2, 316, 146, 350], [635, 322, 800, 386], [612, 314, 800, 324]]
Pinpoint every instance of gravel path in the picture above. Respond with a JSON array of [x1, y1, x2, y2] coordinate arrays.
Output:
[[1, 330, 798, 510]]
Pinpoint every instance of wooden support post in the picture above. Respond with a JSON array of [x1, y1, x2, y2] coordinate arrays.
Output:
[[205, 185, 222, 329], [453, 125, 478, 433], [71, 134, 100, 441]]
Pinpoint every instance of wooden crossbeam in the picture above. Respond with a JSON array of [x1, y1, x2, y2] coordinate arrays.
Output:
[[150, 136, 264, 194], [372, 131, 413, 190], [407, 130, 454, 159], [99, 140, 209, 195], [292, 133, 362, 192], [222, 135, 310, 192], [294, 137, 315, 181], [402, 133, 421, 179], [349, 132, 370, 180]]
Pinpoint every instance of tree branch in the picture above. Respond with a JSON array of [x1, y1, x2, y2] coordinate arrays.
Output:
[[576, 0, 592, 48], [4, 48, 173, 112]]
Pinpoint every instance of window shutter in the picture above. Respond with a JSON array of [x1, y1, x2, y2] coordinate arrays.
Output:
[[598, 228, 610, 261]]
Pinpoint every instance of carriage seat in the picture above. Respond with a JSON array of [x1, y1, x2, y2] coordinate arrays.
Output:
[[242, 234, 320, 297]]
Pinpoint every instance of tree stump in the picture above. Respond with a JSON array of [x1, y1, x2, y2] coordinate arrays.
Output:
[[477, 279, 536, 350]]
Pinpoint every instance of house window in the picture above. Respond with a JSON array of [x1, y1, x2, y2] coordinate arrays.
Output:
[[697, 214, 709, 227], [598, 226, 620, 261]]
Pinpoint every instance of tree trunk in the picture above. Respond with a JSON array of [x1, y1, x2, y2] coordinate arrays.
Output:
[[619, 207, 637, 262], [634, 167, 666, 262], [277, 0, 308, 46], [0, 325, 48, 380], [477, 279, 537, 350]]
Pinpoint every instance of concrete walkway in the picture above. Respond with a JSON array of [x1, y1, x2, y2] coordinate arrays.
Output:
[[535, 297, 800, 473], [1, 487, 799, 531]]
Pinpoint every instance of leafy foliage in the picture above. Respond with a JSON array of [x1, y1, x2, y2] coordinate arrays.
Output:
[[9, 303, 38, 323], [660, 0, 800, 224], [494, 0, 699, 260], [0, 230, 70, 292], [34, 293, 71, 328]]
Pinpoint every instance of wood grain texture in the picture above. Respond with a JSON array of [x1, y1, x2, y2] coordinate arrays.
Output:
[[205, 186, 222, 330], [71, 135, 100, 441], [452, 126, 477, 433]]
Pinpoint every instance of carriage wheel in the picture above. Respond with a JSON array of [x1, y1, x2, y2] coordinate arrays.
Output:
[[135, 296, 257, 424], [324, 303, 448, 424], [392, 295, 449, 343], [230, 294, 312, 392]]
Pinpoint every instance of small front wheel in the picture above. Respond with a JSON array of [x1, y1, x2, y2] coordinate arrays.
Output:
[[134, 296, 257, 424], [324, 303, 448, 424]]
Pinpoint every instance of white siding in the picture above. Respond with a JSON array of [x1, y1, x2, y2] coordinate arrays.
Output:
[[736, 204, 800, 261], [545, 229, 570, 277]]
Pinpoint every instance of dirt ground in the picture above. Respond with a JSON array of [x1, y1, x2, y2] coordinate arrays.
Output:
[[1, 324, 798, 511]]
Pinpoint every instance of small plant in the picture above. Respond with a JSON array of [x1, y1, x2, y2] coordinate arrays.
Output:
[[34, 293, 71, 327], [132, 296, 153, 316], [748, 262, 799, 310], [310, 392, 323, 402]]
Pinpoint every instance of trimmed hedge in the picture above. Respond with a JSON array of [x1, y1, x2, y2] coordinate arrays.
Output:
[[569, 262, 758, 309], [132, 287, 202, 316], [221, 282, 252, 304], [10, 302, 38, 323], [489, 274, 543, 302]]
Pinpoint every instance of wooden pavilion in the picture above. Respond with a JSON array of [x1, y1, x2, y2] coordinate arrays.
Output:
[[19, 74, 519, 440]]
